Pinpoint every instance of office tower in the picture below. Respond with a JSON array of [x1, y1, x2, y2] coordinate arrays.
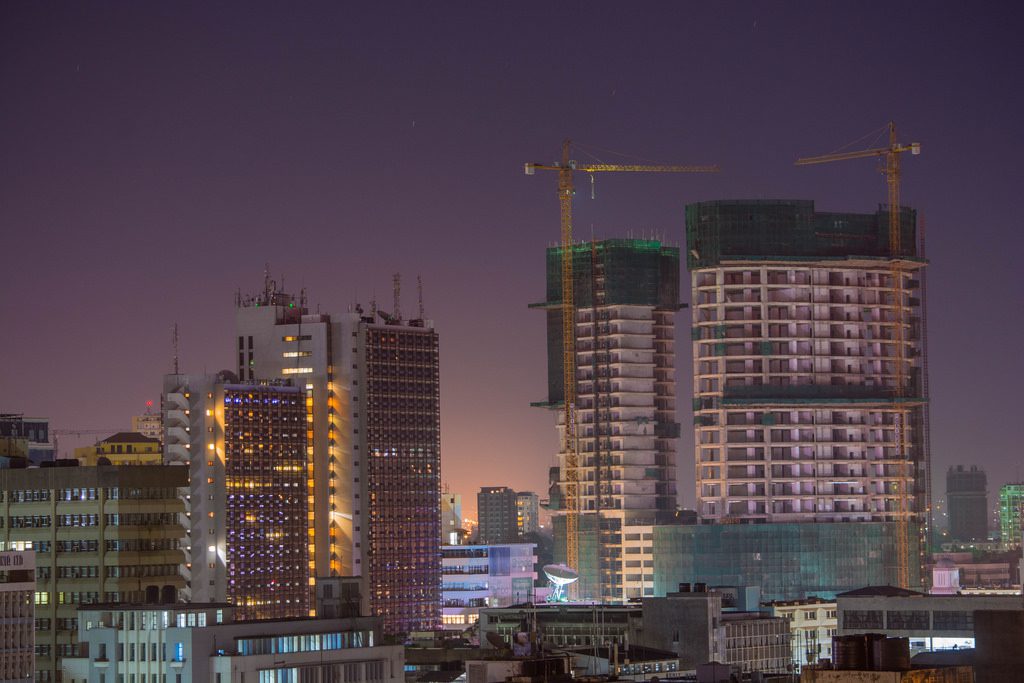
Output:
[[516, 491, 540, 536], [163, 372, 309, 620], [131, 405, 163, 443], [477, 487, 519, 544], [686, 200, 928, 531], [350, 306, 441, 634], [73, 432, 161, 466], [235, 275, 352, 580], [0, 464, 186, 683], [0, 550, 34, 683], [947, 465, 988, 542], [533, 238, 681, 601], [998, 484, 1024, 548]]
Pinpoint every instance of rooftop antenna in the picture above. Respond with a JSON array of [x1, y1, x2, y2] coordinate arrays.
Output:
[[263, 262, 272, 302], [417, 275, 424, 320], [172, 323, 180, 375], [370, 292, 377, 319], [393, 273, 401, 322]]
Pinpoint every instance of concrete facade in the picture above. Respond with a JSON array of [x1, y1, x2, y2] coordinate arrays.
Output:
[[0, 465, 186, 683], [63, 604, 403, 683]]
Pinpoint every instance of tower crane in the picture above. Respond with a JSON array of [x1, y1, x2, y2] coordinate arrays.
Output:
[[795, 122, 921, 589], [525, 140, 718, 591]]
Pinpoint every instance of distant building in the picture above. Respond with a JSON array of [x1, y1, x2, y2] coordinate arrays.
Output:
[[477, 487, 518, 544], [441, 543, 537, 629], [516, 492, 540, 536], [131, 407, 163, 443], [63, 603, 404, 683], [0, 550, 34, 683], [0, 464, 186, 683], [653, 521, 919, 601], [764, 597, 837, 670], [73, 432, 161, 466], [947, 465, 988, 542], [441, 491, 463, 545], [163, 372, 310, 620], [0, 415, 53, 465], [480, 603, 641, 653], [998, 483, 1024, 548]]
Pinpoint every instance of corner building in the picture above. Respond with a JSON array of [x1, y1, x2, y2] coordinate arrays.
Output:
[[533, 239, 680, 601], [685, 200, 928, 532], [351, 311, 441, 634]]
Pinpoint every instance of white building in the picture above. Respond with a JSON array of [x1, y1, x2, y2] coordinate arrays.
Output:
[[764, 597, 837, 670], [441, 544, 537, 629], [63, 604, 403, 683], [234, 276, 352, 580], [686, 200, 928, 526]]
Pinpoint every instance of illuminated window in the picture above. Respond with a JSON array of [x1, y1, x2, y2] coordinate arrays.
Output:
[[282, 368, 313, 375]]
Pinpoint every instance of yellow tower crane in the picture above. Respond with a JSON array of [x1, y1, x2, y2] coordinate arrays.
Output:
[[795, 122, 921, 588], [526, 140, 718, 589]]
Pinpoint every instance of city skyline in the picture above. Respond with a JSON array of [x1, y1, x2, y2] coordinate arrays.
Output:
[[2, 3, 1023, 519]]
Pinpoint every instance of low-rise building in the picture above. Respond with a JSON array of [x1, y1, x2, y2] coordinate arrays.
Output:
[[73, 433, 161, 467], [765, 597, 837, 670], [837, 585, 1024, 655], [720, 612, 791, 674], [479, 603, 641, 652], [63, 603, 403, 683], [441, 543, 537, 629]]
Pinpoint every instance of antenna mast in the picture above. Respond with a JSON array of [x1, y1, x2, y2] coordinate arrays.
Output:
[[172, 324, 180, 374], [393, 273, 401, 322], [417, 275, 425, 319]]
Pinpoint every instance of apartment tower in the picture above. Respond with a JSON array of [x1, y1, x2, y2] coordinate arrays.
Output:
[[163, 372, 310, 620], [350, 305, 441, 634], [685, 200, 928, 535], [533, 238, 681, 601]]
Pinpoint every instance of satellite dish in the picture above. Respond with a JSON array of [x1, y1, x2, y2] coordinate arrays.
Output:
[[543, 564, 579, 602], [486, 632, 509, 650], [543, 564, 579, 586]]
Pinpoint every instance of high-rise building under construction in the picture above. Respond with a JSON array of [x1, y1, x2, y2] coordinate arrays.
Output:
[[685, 200, 929, 538], [533, 238, 681, 601]]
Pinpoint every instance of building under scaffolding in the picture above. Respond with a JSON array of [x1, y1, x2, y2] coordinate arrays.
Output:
[[532, 238, 681, 602], [685, 200, 929, 585]]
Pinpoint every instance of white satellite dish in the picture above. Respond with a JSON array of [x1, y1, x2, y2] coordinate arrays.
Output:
[[543, 564, 579, 602]]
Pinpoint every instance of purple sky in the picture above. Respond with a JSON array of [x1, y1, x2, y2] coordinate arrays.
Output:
[[2, 3, 1022, 519]]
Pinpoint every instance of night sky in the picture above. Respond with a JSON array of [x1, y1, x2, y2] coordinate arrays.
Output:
[[3, 3, 1022, 520]]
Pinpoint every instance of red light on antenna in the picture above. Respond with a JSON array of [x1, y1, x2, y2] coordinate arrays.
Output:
[[146, 400, 153, 407]]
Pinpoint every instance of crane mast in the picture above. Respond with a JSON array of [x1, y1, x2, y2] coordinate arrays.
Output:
[[527, 140, 718, 595], [796, 122, 921, 588]]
